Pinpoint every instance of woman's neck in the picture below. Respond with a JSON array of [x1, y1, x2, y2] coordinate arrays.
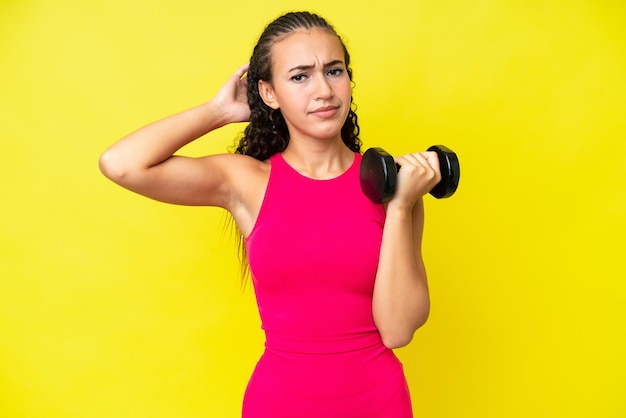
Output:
[[281, 138, 355, 180]]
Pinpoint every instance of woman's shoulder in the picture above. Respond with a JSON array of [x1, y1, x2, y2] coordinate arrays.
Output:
[[206, 152, 271, 195]]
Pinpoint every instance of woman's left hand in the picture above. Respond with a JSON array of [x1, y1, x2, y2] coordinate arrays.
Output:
[[391, 151, 442, 209]]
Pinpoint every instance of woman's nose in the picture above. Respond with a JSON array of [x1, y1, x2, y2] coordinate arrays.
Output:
[[314, 75, 333, 99]]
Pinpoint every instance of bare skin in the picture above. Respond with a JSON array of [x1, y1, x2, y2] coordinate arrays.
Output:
[[99, 28, 441, 348]]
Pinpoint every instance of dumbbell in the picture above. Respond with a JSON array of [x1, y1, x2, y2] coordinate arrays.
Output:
[[360, 145, 460, 204]]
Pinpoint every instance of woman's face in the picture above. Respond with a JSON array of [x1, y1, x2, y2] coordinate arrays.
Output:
[[259, 28, 352, 143]]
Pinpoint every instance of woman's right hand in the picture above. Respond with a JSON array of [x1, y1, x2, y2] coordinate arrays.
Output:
[[212, 63, 251, 124]]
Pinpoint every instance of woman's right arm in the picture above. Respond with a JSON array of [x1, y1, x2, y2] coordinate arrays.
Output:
[[98, 63, 251, 208]]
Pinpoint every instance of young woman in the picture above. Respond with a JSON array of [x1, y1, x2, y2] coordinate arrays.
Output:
[[99, 11, 441, 418]]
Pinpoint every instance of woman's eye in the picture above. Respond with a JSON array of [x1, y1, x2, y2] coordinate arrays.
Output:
[[327, 68, 343, 76], [291, 74, 307, 82]]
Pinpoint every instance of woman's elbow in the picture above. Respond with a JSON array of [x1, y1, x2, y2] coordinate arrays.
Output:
[[99, 149, 129, 183], [379, 310, 430, 350], [381, 332, 414, 350]]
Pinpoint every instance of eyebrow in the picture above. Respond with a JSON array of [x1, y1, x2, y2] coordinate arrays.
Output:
[[287, 60, 344, 73]]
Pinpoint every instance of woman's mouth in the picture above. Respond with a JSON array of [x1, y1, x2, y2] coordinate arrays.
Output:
[[310, 106, 339, 119]]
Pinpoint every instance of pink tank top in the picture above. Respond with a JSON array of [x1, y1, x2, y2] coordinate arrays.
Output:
[[245, 152, 387, 355]]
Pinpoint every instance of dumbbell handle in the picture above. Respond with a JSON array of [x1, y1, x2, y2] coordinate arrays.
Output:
[[359, 145, 460, 204]]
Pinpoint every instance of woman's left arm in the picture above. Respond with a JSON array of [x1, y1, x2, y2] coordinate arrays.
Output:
[[372, 152, 440, 349]]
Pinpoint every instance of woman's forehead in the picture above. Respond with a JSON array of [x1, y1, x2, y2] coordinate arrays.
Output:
[[270, 28, 345, 70]]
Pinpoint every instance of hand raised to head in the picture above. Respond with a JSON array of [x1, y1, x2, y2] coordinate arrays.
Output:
[[213, 63, 251, 124]]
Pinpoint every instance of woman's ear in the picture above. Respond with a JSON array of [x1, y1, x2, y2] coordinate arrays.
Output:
[[258, 80, 280, 109]]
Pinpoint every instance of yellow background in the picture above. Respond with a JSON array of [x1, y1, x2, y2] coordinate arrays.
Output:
[[1, 0, 625, 417]]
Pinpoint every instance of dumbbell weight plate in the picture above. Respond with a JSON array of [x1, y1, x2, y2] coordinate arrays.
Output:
[[360, 147, 397, 204], [427, 145, 460, 199]]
